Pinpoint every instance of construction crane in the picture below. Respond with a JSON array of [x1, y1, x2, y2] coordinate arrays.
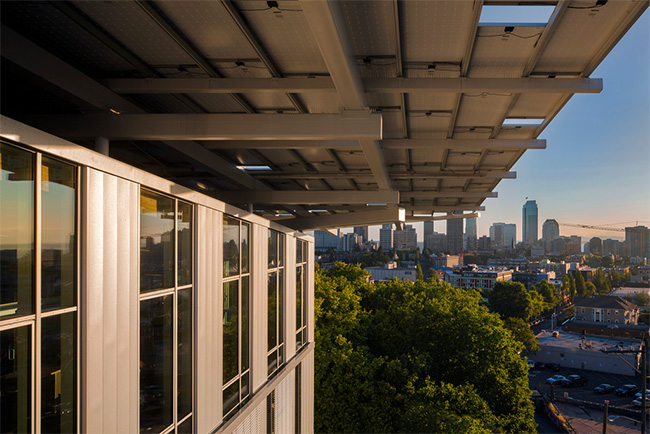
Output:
[[558, 222, 647, 233]]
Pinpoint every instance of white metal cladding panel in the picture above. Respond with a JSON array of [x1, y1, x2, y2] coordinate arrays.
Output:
[[276, 371, 295, 434], [82, 168, 139, 434], [196, 205, 223, 433], [306, 240, 315, 344], [301, 350, 315, 434], [252, 224, 268, 392], [232, 400, 265, 434]]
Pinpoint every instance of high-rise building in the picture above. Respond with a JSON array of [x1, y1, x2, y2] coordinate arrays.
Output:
[[478, 236, 492, 250], [465, 218, 477, 251], [425, 232, 447, 253], [424, 221, 435, 241], [589, 237, 602, 255], [504, 224, 517, 249], [626, 226, 650, 258], [522, 200, 539, 244], [342, 232, 362, 251], [379, 224, 394, 251], [353, 226, 369, 243], [603, 239, 622, 256], [490, 223, 505, 246], [446, 212, 464, 254], [542, 219, 560, 241], [394, 225, 417, 250]]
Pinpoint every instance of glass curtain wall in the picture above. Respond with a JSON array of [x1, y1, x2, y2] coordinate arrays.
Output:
[[295, 240, 308, 350], [267, 230, 284, 376], [139, 190, 193, 434], [222, 216, 250, 420], [0, 142, 78, 434]]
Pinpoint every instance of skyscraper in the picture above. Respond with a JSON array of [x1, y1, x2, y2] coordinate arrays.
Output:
[[424, 221, 435, 240], [522, 200, 539, 244], [542, 219, 560, 241], [504, 224, 517, 249], [626, 226, 650, 258], [394, 225, 417, 250], [353, 226, 369, 243], [379, 224, 394, 251], [490, 222, 505, 246], [446, 212, 464, 254], [465, 218, 477, 251]]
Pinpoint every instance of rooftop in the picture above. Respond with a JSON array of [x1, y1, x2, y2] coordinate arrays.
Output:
[[574, 296, 638, 310], [537, 331, 641, 352]]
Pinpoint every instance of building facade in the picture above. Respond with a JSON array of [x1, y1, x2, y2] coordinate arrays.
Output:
[[353, 226, 369, 244], [444, 267, 512, 290], [589, 237, 602, 256], [446, 213, 464, 255], [379, 224, 394, 251], [522, 200, 538, 245], [366, 262, 417, 282], [542, 219, 560, 242], [314, 230, 339, 251], [626, 226, 650, 258], [465, 217, 477, 251], [574, 296, 639, 325], [393, 225, 417, 250], [0, 137, 315, 434]]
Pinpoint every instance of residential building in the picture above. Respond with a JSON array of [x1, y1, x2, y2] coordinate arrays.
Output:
[[589, 237, 602, 255], [431, 254, 461, 269], [522, 200, 539, 244], [542, 219, 560, 241], [379, 224, 394, 251], [425, 232, 447, 254], [487, 258, 529, 269], [353, 226, 369, 243], [549, 236, 569, 255], [573, 296, 640, 324], [626, 226, 650, 258], [465, 218, 477, 251], [504, 224, 517, 249], [490, 222, 504, 246], [446, 212, 464, 254], [602, 239, 622, 256], [444, 266, 512, 290], [315, 229, 340, 251], [544, 262, 570, 278], [512, 271, 555, 289], [478, 235, 491, 251], [564, 242, 581, 255], [423, 221, 435, 241], [394, 224, 417, 250], [342, 232, 362, 252], [366, 262, 417, 282]]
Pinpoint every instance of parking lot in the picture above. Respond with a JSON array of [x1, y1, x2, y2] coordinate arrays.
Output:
[[529, 366, 645, 410]]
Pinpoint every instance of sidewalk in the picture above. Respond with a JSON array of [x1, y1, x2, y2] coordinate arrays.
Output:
[[554, 401, 642, 434]]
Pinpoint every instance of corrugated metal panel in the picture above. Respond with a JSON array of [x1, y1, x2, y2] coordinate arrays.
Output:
[[276, 372, 294, 433], [286, 236, 297, 359], [232, 400, 265, 434], [306, 240, 315, 344], [301, 350, 315, 434], [82, 168, 139, 434], [195, 205, 223, 433], [252, 224, 268, 392]]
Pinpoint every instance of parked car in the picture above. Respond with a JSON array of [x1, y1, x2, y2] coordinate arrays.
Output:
[[526, 360, 535, 368], [616, 384, 639, 397], [546, 375, 567, 385], [594, 384, 615, 394], [635, 390, 650, 399], [546, 363, 560, 372], [561, 375, 588, 387], [534, 362, 546, 369], [632, 398, 650, 407]]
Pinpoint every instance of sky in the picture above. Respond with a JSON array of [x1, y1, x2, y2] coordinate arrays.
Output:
[[361, 7, 650, 243]]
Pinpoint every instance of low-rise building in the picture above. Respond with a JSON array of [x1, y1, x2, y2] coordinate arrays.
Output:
[[512, 271, 556, 289], [431, 254, 460, 268], [444, 266, 512, 290], [366, 261, 417, 282], [533, 331, 640, 376], [573, 296, 640, 324]]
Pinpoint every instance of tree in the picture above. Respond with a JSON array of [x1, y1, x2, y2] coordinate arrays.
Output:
[[562, 273, 576, 302], [533, 280, 560, 311], [415, 263, 424, 281], [592, 268, 612, 295], [315, 264, 536, 433], [584, 282, 597, 297], [630, 292, 650, 308], [504, 317, 540, 353], [574, 270, 587, 297], [487, 281, 542, 320]]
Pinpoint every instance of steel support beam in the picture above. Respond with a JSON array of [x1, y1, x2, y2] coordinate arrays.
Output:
[[254, 171, 516, 180], [25, 113, 383, 141], [281, 207, 406, 231], [406, 212, 480, 223], [401, 191, 497, 199], [216, 190, 399, 205], [301, 0, 391, 190]]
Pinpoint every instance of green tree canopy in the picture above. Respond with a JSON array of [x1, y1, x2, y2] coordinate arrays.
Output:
[[504, 317, 540, 353], [415, 263, 424, 281], [487, 281, 543, 320], [584, 282, 597, 297], [562, 273, 576, 302], [315, 263, 536, 433], [574, 270, 587, 297], [533, 280, 560, 311]]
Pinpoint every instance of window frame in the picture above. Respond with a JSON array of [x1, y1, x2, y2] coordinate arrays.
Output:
[[267, 230, 285, 377], [0, 141, 81, 434], [221, 216, 251, 421], [138, 188, 194, 434], [295, 239, 308, 351]]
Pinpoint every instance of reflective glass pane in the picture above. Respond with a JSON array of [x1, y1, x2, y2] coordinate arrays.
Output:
[[267, 272, 277, 352], [278, 234, 284, 267], [267, 350, 277, 376], [223, 280, 238, 385], [41, 312, 76, 434], [178, 202, 192, 286], [140, 295, 173, 434], [241, 371, 249, 400], [223, 218, 239, 278], [296, 266, 303, 330], [222, 381, 239, 418], [1, 325, 31, 434], [177, 416, 192, 434], [268, 230, 277, 268], [41, 157, 76, 312], [279, 269, 284, 348], [241, 223, 249, 274], [178, 289, 192, 420], [241, 276, 249, 372], [296, 239, 302, 263], [140, 191, 175, 292], [0, 143, 33, 318]]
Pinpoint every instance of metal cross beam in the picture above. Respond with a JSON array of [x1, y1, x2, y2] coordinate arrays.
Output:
[[215, 190, 399, 205]]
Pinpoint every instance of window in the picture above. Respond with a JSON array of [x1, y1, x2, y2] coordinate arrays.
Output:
[[296, 239, 308, 350], [266, 389, 276, 434], [268, 230, 285, 376], [222, 217, 250, 419], [1, 143, 78, 433], [140, 190, 193, 433]]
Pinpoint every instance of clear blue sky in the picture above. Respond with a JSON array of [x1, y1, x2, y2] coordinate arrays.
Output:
[[363, 8, 650, 243]]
